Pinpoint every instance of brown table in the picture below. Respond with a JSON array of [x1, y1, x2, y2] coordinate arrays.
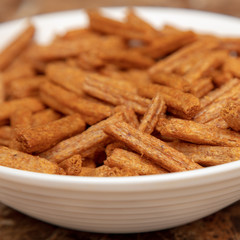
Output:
[[1, 0, 240, 239]]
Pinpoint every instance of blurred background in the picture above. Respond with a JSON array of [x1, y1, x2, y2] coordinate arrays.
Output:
[[1, 0, 240, 23]]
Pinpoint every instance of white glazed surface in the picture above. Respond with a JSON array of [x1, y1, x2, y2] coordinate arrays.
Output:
[[1, 7, 240, 233]]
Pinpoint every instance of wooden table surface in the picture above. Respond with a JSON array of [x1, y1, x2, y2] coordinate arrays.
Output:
[[1, 0, 240, 239]]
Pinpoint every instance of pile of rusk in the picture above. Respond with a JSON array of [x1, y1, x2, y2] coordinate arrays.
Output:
[[0, 9, 240, 176]]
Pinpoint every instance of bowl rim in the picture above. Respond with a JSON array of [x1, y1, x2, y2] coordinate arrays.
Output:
[[1, 7, 240, 191]]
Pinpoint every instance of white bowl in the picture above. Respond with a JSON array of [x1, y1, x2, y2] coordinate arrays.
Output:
[[1, 7, 240, 234]]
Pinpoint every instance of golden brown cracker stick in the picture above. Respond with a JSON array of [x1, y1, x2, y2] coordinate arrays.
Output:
[[150, 72, 190, 92], [61, 28, 99, 40], [58, 154, 82, 175], [101, 68, 151, 88], [16, 113, 86, 153], [114, 105, 139, 128], [210, 69, 232, 87], [10, 108, 33, 150], [39, 112, 124, 163], [2, 62, 35, 86], [77, 52, 104, 71], [105, 148, 167, 175], [0, 97, 44, 122], [149, 38, 219, 74], [46, 63, 86, 97], [0, 146, 65, 174], [125, 8, 159, 36], [184, 50, 228, 85], [168, 141, 240, 166], [100, 49, 154, 69], [96, 165, 138, 177], [157, 118, 240, 147], [221, 100, 240, 131], [189, 77, 214, 98], [104, 121, 202, 172], [139, 94, 165, 134], [87, 10, 151, 42], [7, 76, 46, 99], [83, 75, 150, 115], [139, 30, 196, 59], [10, 108, 32, 129], [173, 51, 207, 75], [40, 81, 112, 124], [27, 40, 82, 61], [88, 73, 137, 94], [195, 82, 240, 123], [0, 24, 35, 71], [79, 165, 138, 177], [138, 83, 200, 119], [205, 117, 228, 129], [200, 78, 239, 109], [32, 109, 61, 127], [105, 142, 128, 157]]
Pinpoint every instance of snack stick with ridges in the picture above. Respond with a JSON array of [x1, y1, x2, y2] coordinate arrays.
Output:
[[139, 94, 166, 134], [77, 52, 104, 71], [40, 81, 112, 124], [125, 8, 159, 36], [221, 100, 240, 131], [168, 141, 240, 166], [16, 113, 86, 153], [87, 73, 138, 94], [149, 38, 219, 74], [139, 30, 196, 59], [105, 148, 167, 175], [87, 10, 152, 42], [0, 146, 65, 174], [32, 109, 61, 127], [2, 62, 35, 86], [174, 51, 208, 75], [0, 97, 44, 122], [40, 90, 75, 114], [26, 40, 83, 61], [205, 117, 228, 129], [40, 112, 125, 163], [104, 121, 202, 172], [0, 24, 35, 71], [150, 72, 191, 92], [58, 154, 82, 175], [138, 83, 200, 119], [189, 77, 214, 98], [7, 76, 46, 99], [200, 78, 239, 109], [157, 118, 240, 147], [79, 165, 138, 177], [105, 142, 128, 157], [10, 108, 33, 150], [184, 50, 228, 85], [10, 108, 33, 129], [83, 76, 151, 114], [100, 49, 154, 69], [195, 83, 240, 123], [46, 63, 86, 97], [114, 105, 139, 128], [210, 69, 232, 87]]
